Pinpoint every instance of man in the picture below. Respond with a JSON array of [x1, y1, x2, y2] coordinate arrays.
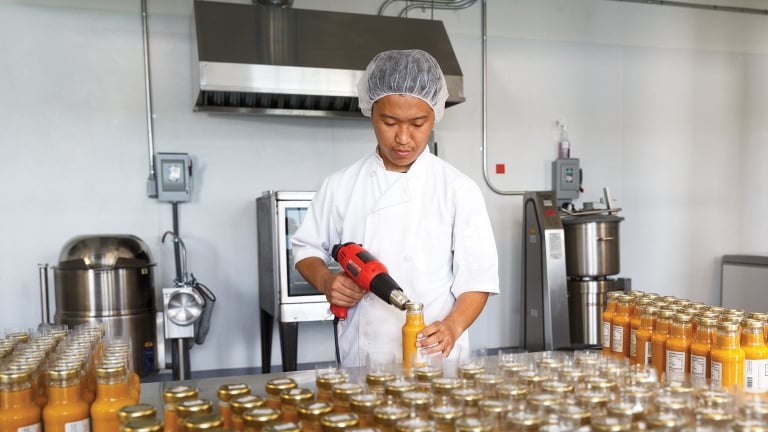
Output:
[[292, 49, 499, 367]]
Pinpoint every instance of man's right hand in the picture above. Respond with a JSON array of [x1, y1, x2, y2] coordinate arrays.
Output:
[[296, 257, 366, 308]]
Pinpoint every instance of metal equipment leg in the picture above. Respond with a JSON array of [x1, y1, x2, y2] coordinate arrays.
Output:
[[260, 309, 273, 374], [278, 321, 299, 372]]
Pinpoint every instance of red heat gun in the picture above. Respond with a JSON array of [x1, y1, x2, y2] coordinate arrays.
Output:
[[330, 242, 410, 320]]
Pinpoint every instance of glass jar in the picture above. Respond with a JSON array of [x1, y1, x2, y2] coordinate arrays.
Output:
[[497, 383, 527, 412], [478, 399, 506, 432], [331, 382, 363, 413], [384, 379, 417, 404], [414, 365, 442, 389], [261, 422, 301, 432], [651, 309, 674, 380], [316, 371, 346, 402], [695, 406, 734, 431], [591, 415, 631, 432], [297, 400, 334, 432], [710, 321, 745, 390], [175, 399, 214, 432], [366, 370, 396, 396], [121, 419, 164, 432], [526, 393, 561, 418], [612, 295, 634, 360], [320, 412, 359, 432], [635, 305, 658, 368], [742, 319, 768, 393], [575, 390, 609, 417], [242, 407, 281, 432], [91, 363, 135, 432], [690, 315, 718, 384], [665, 313, 693, 382], [630, 298, 654, 365], [349, 393, 383, 427], [454, 417, 492, 432], [400, 391, 434, 420], [265, 378, 296, 409], [117, 403, 157, 423], [474, 374, 503, 399], [394, 417, 435, 432], [505, 411, 544, 431], [218, 383, 251, 429], [429, 404, 463, 432], [603, 291, 621, 357], [555, 404, 590, 429], [43, 366, 90, 432], [403, 302, 426, 372], [0, 369, 41, 432], [162, 385, 199, 432], [231, 395, 267, 432], [431, 378, 461, 401], [458, 362, 486, 382], [451, 387, 483, 417], [279, 388, 314, 422], [373, 404, 409, 432], [183, 413, 224, 432]]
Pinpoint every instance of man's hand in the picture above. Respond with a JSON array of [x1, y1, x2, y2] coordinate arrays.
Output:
[[297, 257, 365, 308]]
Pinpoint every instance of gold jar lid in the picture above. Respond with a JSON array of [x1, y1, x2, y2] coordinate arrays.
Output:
[[431, 377, 462, 393], [505, 411, 544, 429], [454, 417, 492, 432], [394, 417, 434, 432], [654, 395, 689, 414], [497, 383, 527, 400], [373, 404, 410, 422], [332, 382, 364, 401], [217, 383, 251, 402], [349, 393, 383, 412], [265, 377, 297, 395], [242, 407, 281, 426], [96, 363, 126, 380], [117, 404, 157, 423], [557, 404, 591, 425], [576, 390, 610, 408], [451, 387, 483, 407], [673, 313, 693, 323], [400, 391, 434, 409], [519, 370, 547, 387], [297, 400, 334, 421], [744, 319, 765, 331], [279, 388, 314, 406], [458, 362, 485, 379], [316, 371, 347, 390], [120, 419, 163, 432], [428, 404, 463, 423], [558, 366, 585, 382], [384, 379, 417, 397], [163, 385, 199, 403], [366, 371, 396, 386], [175, 399, 214, 418], [474, 373, 503, 387], [262, 422, 302, 432], [696, 315, 718, 328], [414, 365, 442, 382], [748, 312, 768, 322], [183, 413, 224, 431], [697, 389, 732, 409], [320, 412, 359, 431], [499, 361, 527, 377], [231, 394, 266, 415], [541, 380, 573, 395], [47, 366, 80, 383], [0, 370, 31, 385], [527, 392, 562, 409], [591, 415, 631, 432], [646, 412, 689, 428], [478, 399, 506, 414], [583, 376, 617, 393], [606, 401, 643, 422]]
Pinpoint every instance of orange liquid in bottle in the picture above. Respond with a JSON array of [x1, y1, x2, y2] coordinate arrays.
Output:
[[402, 302, 426, 372], [90, 364, 135, 432], [43, 368, 90, 432], [710, 321, 745, 391], [0, 370, 42, 432], [665, 313, 693, 382], [611, 295, 633, 360], [602, 292, 619, 357], [742, 319, 768, 393], [690, 315, 718, 383], [651, 309, 674, 380], [635, 305, 658, 368]]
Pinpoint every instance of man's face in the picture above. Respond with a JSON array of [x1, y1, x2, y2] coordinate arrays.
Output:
[[371, 94, 435, 172]]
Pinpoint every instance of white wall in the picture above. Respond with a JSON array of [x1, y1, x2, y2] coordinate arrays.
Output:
[[1, 0, 767, 372]]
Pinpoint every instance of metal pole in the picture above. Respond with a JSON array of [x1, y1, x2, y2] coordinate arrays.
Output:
[[173, 339, 191, 380], [38, 264, 50, 324]]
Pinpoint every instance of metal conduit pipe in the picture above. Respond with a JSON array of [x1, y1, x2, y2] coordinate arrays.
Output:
[[378, 0, 476, 16], [604, 0, 768, 16], [141, 0, 157, 197], [398, 0, 477, 17]]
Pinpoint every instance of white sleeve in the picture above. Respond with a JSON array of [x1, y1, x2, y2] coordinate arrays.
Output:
[[291, 176, 340, 265]]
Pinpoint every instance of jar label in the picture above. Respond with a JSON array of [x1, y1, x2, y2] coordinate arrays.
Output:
[[711, 361, 723, 388], [691, 354, 707, 379], [744, 358, 768, 392], [612, 325, 624, 354], [666, 350, 686, 381], [630, 329, 637, 358], [602, 322, 611, 348], [64, 418, 89, 432], [644, 341, 653, 366], [18, 423, 41, 432]]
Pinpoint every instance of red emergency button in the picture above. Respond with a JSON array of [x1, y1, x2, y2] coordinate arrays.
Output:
[[545, 209, 556, 217]]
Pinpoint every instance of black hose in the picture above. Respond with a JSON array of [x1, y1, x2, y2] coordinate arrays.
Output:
[[333, 316, 341, 365]]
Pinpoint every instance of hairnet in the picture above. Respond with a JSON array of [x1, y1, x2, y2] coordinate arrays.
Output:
[[357, 49, 449, 122]]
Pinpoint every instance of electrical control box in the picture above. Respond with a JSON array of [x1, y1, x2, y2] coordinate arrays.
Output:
[[155, 152, 191, 202], [552, 158, 580, 206]]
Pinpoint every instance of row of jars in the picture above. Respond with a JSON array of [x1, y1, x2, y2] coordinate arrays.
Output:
[[603, 290, 768, 392], [0, 323, 143, 432]]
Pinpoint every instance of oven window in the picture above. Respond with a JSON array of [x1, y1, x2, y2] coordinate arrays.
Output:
[[285, 207, 338, 296]]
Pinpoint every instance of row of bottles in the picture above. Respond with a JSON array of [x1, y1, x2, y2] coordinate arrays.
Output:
[[603, 290, 768, 392], [0, 324, 141, 432]]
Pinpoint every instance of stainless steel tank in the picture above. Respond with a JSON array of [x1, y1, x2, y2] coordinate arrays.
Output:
[[54, 235, 158, 376]]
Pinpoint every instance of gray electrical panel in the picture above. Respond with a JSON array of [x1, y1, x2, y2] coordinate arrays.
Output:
[[155, 153, 191, 202], [552, 158, 580, 206]]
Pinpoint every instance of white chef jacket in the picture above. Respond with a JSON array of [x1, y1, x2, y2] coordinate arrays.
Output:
[[291, 148, 499, 367]]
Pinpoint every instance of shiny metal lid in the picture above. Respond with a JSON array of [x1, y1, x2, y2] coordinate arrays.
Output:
[[58, 234, 155, 269]]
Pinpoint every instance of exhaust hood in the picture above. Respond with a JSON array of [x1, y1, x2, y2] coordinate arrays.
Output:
[[191, 1, 465, 118]]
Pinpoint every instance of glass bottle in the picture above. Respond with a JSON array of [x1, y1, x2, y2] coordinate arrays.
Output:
[[349, 393, 383, 427], [242, 407, 281, 432], [710, 321, 745, 390], [182, 413, 224, 432], [400, 390, 434, 420], [218, 383, 251, 429], [117, 403, 157, 423], [161, 385, 198, 432], [331, 382, 363, 413], [742, 318, 768, 393], [297, 400, 334, 432], [279, 388, 314, 422], [651, 309, 674, 379], [0, 369, 41, 432], [265, 378, 297, 408], [231, 394, 266, 432], [318, 412, 360, 432], [91, 363, 135, 432], [121, 419, 164, 432], [175, 399, 214, 432], [429, 404, 463, 432], [612, 295, 633, 360], [630, 297, 653, 365], [690, 316, 718, 384], [373, 404, 409, 432], [403, 302, 426, 372], [602, 291, 620, 357], [665, 313, 693, 382], [315, 370, 345, 403], [635, 305, 657, 368], [43, 367, 90, 432]]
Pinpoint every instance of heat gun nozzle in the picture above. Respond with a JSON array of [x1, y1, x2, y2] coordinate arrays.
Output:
[[389, 290, 409, 311]]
